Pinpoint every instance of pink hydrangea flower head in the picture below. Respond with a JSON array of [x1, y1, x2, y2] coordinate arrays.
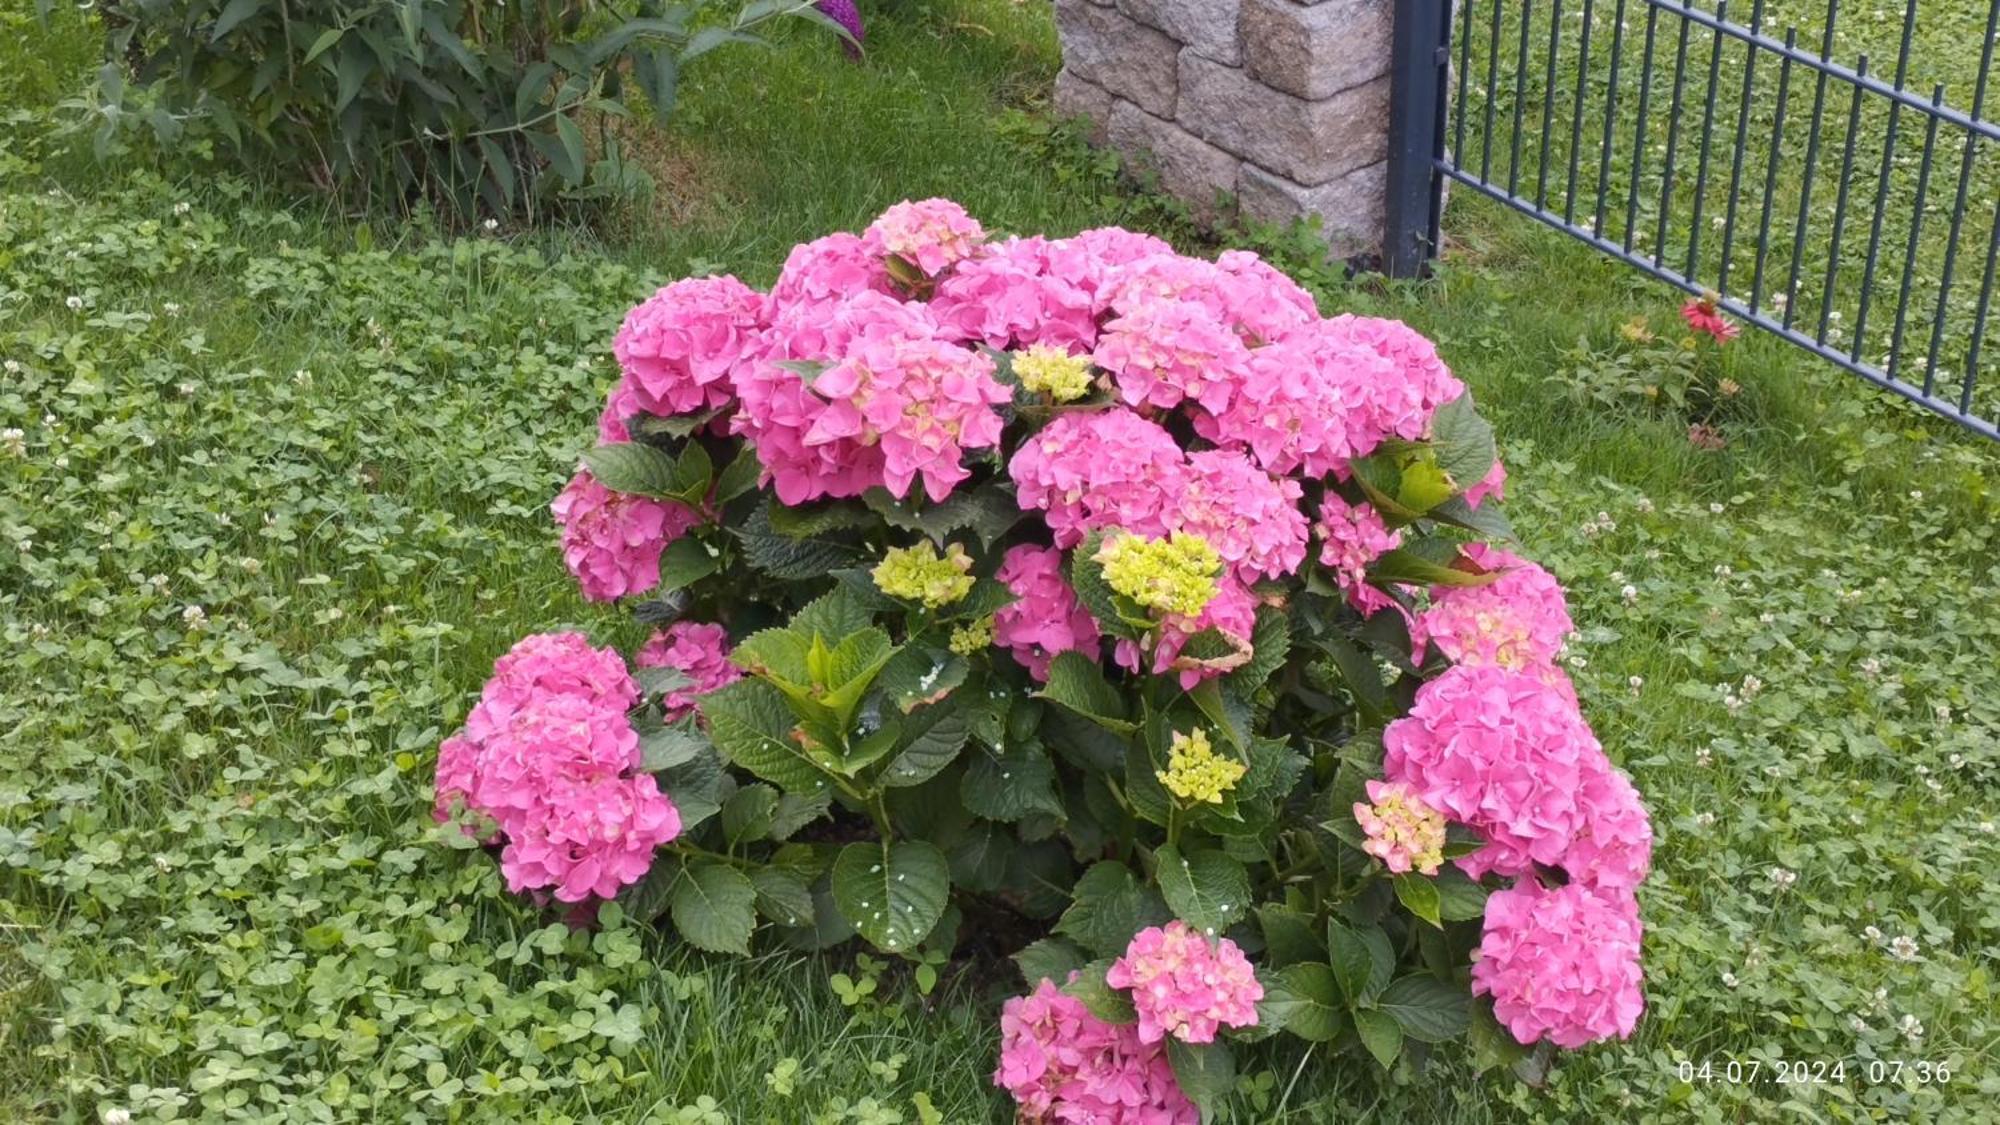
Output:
[[1383, 664, 1605, 880], [596, 379, 647, 445], [865, 198, 987, 277], [1464, 458, 1508, 508], [1213, 249, 1321, 342], [1412, 543, 1575, 671], [807, 325, 1011, 501], [485, 630, 640, 714], [1008, 408, 1188, 547], [1317, 315, 1467, 455], [1315, 493, 1402, 615], [1190, 332, 1382, 479], [500, 771, 681, 902], [1116, 577, 1260, 689], [612, 275, 765, 419], [731, 291, 950, 503], [636, 621, 744, 721], [993, 545, 1103, 681], [1106, 921, 1263, 1045], [1354, 779, 1449, 875], [434, 633, 675, 903], [994, 978, 1197, 1124], [1177, 449, 1309, 583], [1093, 298, 1252, 415], [551, 467, 702, 602], [766, 232, 895, 311], [1472, 881, 1645, 1049], [1562, 763, 1654, 892], [928, 236, 1100, 351]]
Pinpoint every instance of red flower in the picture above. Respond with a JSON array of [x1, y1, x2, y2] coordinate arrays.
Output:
[[1680, 294, 1739, 343]]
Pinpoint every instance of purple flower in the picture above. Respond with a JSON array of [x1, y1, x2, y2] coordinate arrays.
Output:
[[815, 0, 865, 59]]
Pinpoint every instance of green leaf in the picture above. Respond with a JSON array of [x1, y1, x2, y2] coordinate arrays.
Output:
[[303, 27, 345, 63], [1353, 1008, 1404, 1069], [1429, 494, 1517, 543], [210, 0, 262, 41], [1186, 678, 1248, 751], [1317, 636, 1390, 725], [861, 485, 1022, 548], [1376, 975, 1472, 1043], [768, 789, 832, 841], [1265, 963, 1344, 1042], [713, 446, 761, 503], [658, 745, 727, 832], [720, 784, 779, 845], [1393, 873, 1443, 929], [670, 861, 756, 955], [1166, 1039, 1235, 1111], [551, 113, 588, 184], [1056, 861, 1171, 959], [1060, 959, 1136, 1024], [1326, 919, 1375, 1006], [1429, 393, 1498, 491], [1228, 607, 1293, 693], [881, 700, 970, 787], [622, 855, 680, 923], [1154, 845, 1251, 936], [638, 726, 709, 771], [962, 741, 1063, 823], [659, 536, 719, 591], [1013, 937, 1089, 987], [1258, 905, 1324, 969], [1369, 540, 1502, 589], [1066, 535, 1147, 640], [734, 505, 862, 579], [1035, 651, 1135, 733], [1435, 868, 1490, 921], [748, 865, 814, 928], [831, 841, 950, 953], [699, 679, 830, 795], [581, 442, 681, 498]]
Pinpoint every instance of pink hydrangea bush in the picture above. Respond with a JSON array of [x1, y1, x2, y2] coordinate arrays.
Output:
[[441, 200, 1653, 1116]]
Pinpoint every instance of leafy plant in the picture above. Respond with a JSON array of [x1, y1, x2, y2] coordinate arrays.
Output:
[[54, 0, 856, 220]]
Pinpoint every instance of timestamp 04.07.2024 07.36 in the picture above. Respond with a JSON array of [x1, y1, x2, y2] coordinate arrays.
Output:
[[1675, 1058, 1955, 1087]]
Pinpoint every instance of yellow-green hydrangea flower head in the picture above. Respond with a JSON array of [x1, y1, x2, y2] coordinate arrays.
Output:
[[949, 615, 996, 655], [873, 541, 975, 608], [1097, 531, 1222, 618], [1013, 345, 1095, 402], [1156, 727, 1245, 804]]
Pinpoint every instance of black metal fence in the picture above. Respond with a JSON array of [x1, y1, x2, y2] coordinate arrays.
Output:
[[1386, 0, 2000, 441]]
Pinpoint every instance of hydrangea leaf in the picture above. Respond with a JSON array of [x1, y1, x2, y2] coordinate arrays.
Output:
[[1393, 873, 1443, 929], [1055, 860, 1171, 959], [961, 740, 1063, 823], [1166, 1038, 1235, 1111], [1264, 963, 1345, 1042], [1435, 867, 1490, 921], [1354, 1007, 1405, 1068], [637, 725, 708, 772], [831, 839, 949, 954], [1035, 650, 1136, 733], [767, 789, 832, 841], [658, 536, 719, 592], [1428, 393, 1498, 491], [1257, 904, 1324, 969], [1012, 937, 1089, 987], [735, 504, 862, 579], [670, 860, 756, 955], [1376, 974, 1471, 1043], [720, 783, 778, 845], [1059, 959, 1136, 1025], [748, 865, 815, 929], [699, 678, 835, 796], [580, 441, 679, 498], [947, 819, 1015, 892], [1154, 845, 1250, 936], [881, 699, 970, 788]]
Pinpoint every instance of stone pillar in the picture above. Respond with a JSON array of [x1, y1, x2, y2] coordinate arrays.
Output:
[[1053, 0, 1397, 259]]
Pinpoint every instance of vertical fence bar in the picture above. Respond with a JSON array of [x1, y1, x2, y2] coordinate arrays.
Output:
[[1718, 0, 1766, 297], [1624, 5, 1662, 252], [1593, 0, 1629, 236], [1922, 1, 1999, 390], [1851, 0, 1919, 361], [1481, 0, 1504, 180], [1654, 10, 1695, 263], [1455, 0, 1473, 163], [1384, 1, 1453, 278], [1750, 27, 1797, 313], [1685, 0, 1728, 279], [1889, 88, 1945, 386], [1536, 0, 1566, 207], [1818, 57, 1871, 345], [1510, 0, 1536, 195], [1563, 0, 1596, 223], [1962, 203, 2000, 415], [1784, 0, 1842, 330]]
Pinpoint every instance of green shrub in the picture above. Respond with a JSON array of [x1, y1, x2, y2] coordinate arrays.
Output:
[[61, 0, 854, 220]]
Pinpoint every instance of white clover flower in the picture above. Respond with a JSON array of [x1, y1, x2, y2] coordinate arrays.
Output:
[[1979, 821, 1995, 834], [1635, 496, 1655, 513], [177, 381, 197, 397], [1899, 1013, 1923, 1041], [104, 1109, 133, 1125], [1741, 674, 1763, 697], [29, 622, 51, 641], [1695, 745, 1714, 767], [1, 428, 24, 457], [181, 605, 207, 629], [1709, 502, 1725, 514], [1860, 657, 1882, 677], [1628, 675, 1644, 695], [238, 557, 261, 575], [1890, 936, 1920, 962], [1864, 925, 1883, 942], [65, 295, 84, 310], [1721, 971, 1739, 988], [173, 201, 191, 216], [1693, 811, 1716, 827], [3, 359, 19, 373], [1769, 867, 1797, 889], [1849, 1015, 1868, 1034], [293, 369, 313, 386], [483, 218, 500, 232], [163, 302, 182, 315], [1934, 703, 1952, 722], [1714, 564, 1734, 578], [1621, 584, 1638, 604]]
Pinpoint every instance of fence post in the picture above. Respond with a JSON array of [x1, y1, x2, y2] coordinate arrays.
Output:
[[1384, 2, 1452, 277]]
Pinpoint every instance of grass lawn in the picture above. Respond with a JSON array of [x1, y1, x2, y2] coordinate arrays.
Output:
[[3, 1, 1998, 1121]]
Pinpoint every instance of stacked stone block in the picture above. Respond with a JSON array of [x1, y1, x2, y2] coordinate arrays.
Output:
[[1054, 0, 1393, 258]]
